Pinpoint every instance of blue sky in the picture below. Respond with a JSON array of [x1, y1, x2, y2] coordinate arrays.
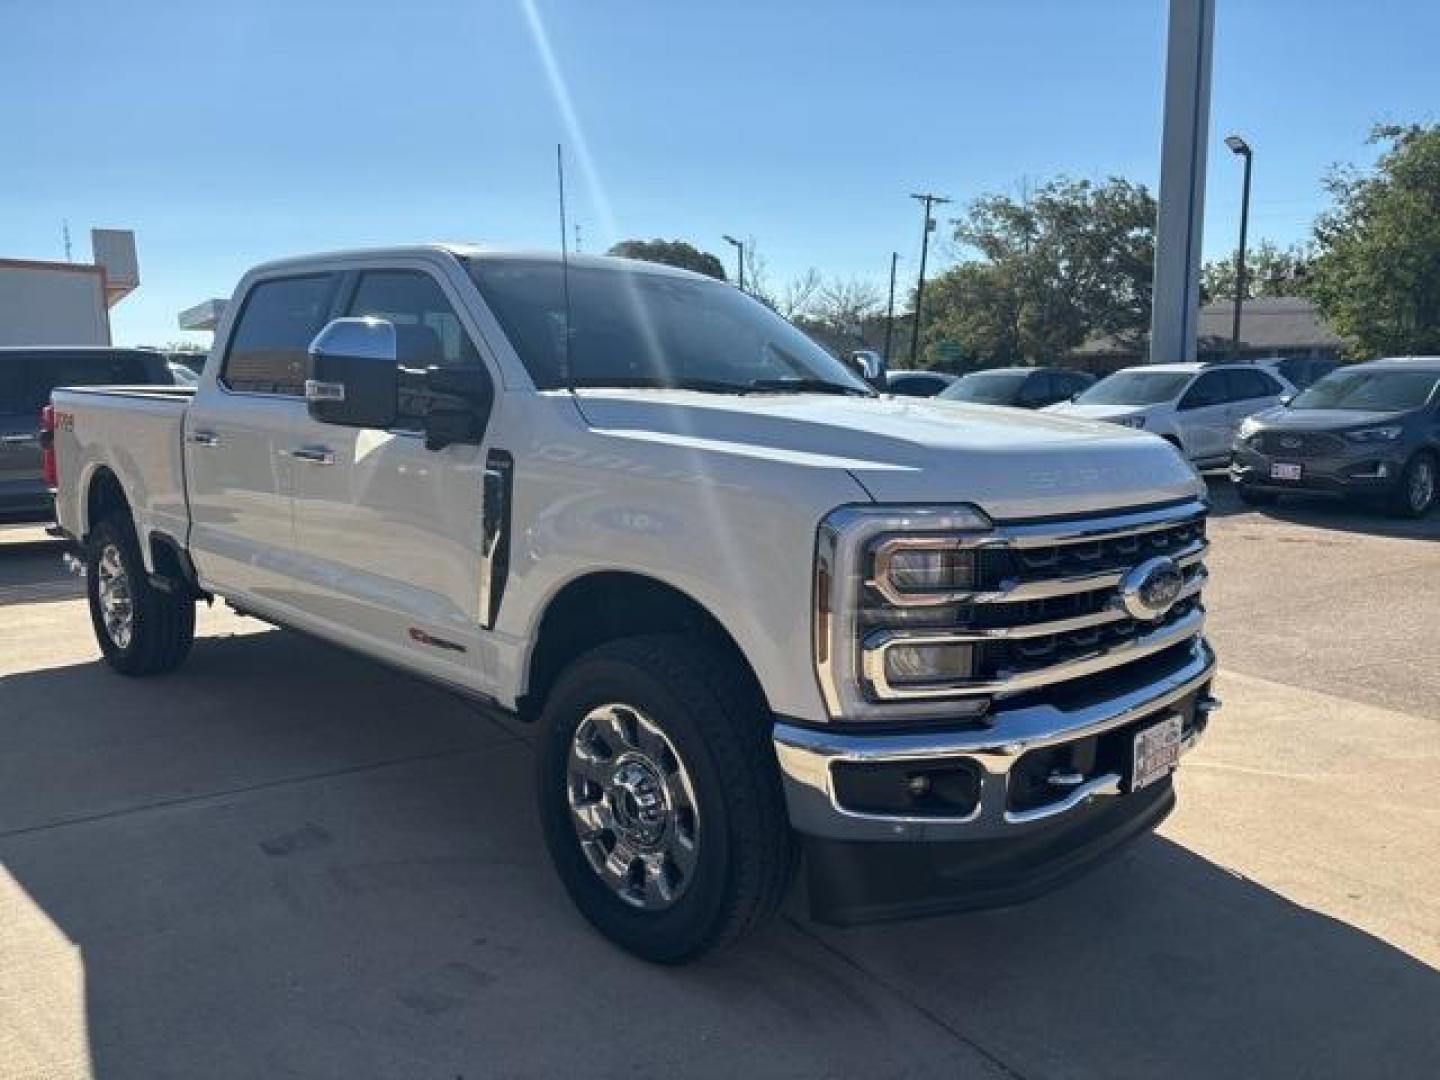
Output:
[[3, 0, 1437, 346]]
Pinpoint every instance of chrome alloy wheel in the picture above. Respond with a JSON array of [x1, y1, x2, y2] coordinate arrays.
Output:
[[96, 543, 134, 649], [1409, 458, 1435, 513], [566, 703, 700, 911]]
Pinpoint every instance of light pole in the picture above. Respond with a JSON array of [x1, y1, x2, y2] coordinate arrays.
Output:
[[883, 252, 899, 365], [722, 234, 745, 291], [908, 192, 951, 365], [1225, 134, 1253, 361]]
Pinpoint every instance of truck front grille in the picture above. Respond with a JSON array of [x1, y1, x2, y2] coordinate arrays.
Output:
[[860, 500, 1209, 706]]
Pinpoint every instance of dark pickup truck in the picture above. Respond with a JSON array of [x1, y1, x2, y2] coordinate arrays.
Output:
[[1, 346, 181, 525]]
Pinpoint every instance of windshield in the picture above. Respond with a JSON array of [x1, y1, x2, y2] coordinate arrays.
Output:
[[1076, 370, 1193, 406], [940, 370, 1029, 404], [464, 258, 871, 395], [1291, 368, 1439, 411]]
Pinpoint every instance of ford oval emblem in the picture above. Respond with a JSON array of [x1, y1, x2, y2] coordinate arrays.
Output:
[[1117, 556, 1184, 622]]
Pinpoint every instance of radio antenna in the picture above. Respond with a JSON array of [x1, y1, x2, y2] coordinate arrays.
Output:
[[557, 143, 575, 394]]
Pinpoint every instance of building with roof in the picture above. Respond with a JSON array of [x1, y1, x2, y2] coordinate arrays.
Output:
[[0, 229, 139, 347], [1071, 296, 1344, 373]]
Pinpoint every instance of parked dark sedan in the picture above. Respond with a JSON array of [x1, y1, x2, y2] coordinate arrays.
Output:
[[939, 366, 1094, 409], [1230, 358, 1440, 517]]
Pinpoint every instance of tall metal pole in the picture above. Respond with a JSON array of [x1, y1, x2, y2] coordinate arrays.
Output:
[[1229, 144, 1253, 360], [722, 235, 745, 291], [883, 251, 899, 364], [908, 192, 950, 365], [1149, 0, 1215, 364]]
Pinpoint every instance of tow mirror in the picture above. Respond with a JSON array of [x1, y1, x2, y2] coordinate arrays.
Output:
[[306, 318, 398, 429], [419, 366, 494, 452]]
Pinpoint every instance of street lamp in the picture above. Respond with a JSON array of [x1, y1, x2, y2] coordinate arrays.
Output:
[[722, 235, 745, 291], [1225, 134, 1253, 361]]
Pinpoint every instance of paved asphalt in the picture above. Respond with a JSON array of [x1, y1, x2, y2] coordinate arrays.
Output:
[[1, 478, 1436, 1079]]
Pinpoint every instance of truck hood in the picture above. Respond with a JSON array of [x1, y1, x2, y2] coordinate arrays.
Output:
[[573, 391, 1202, 520]]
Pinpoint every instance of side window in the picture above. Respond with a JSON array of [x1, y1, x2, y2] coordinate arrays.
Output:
[[1227, 368, 1274, 401], [1028, 373, 1058, 405], [345, 270, 487, 429], [0, 359, 28, 414], [222, 275, 340, 395], [1178, 372, 1225, 410]]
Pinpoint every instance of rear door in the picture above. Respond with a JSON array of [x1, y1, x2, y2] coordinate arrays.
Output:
[[185, 273, 341, 603], [287, 264, 496, 680], [1174, 371, 1231, 461], [1224, 368, 1287, 441]]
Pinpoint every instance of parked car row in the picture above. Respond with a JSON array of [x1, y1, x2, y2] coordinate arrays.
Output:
[[1, 347, 190, 525]]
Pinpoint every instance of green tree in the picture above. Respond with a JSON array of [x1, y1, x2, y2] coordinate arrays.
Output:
[[922, 176, 1156, 366], [606, 238, 727, 280], [1306, 124, 1440, 357], [1201, 241, 1311, 303]]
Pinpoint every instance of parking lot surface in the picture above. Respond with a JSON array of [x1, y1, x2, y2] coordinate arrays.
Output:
[[2, 480, 1437, 1079]]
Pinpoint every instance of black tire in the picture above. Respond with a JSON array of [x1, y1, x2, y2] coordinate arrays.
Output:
[[1388, 451, 1437, 519], [536, 634, 797, 963], [1235, 482, 1279, 507], [86, 514, 195, 675]]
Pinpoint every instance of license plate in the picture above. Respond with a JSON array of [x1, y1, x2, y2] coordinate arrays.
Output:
[[1270, 462, 1302, 481], [1131, 714, 1183, 792]]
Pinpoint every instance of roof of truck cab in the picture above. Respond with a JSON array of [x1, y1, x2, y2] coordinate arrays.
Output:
[[247, 244, 714, 281], [1351, 356, 1440, 372]]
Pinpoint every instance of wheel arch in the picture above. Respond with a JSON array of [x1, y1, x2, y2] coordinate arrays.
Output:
[[518, 571, 768, 724]]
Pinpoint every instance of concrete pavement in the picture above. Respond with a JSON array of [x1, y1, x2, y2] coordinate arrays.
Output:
[[1, 483, 1437, 1079]]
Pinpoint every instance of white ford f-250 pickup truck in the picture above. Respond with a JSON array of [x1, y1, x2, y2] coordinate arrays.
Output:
[[50, 245, 1218, 962]]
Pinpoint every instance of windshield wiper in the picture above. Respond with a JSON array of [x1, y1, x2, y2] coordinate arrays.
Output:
[[744, 378, 874, 397]]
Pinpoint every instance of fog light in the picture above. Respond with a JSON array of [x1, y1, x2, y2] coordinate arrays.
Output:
[[1378, 463, 1391, 478], [883, 642, 974, 686]]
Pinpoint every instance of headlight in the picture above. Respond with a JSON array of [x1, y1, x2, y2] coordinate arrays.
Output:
[[1114, 415, 1146, 429], [813, 505, 993, 722], [1345, 426, 1403, 443], [1237, 417, 1262, 441]]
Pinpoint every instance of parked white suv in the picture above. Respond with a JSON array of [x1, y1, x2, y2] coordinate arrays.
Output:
[[49, 245, 1219, 961], [1045, 362, 1293, 467]]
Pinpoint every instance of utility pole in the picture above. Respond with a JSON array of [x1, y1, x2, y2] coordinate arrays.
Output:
[[908, 192, 950, 365], [722, 234, 745, 291], [883, 251, 899, 364], [574, 222, 582, 254], [62, 219, 72, 262], [1225, 134, 1254, 361]]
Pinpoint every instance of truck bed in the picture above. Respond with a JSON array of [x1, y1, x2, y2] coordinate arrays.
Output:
[[51, 385, 194, 559]]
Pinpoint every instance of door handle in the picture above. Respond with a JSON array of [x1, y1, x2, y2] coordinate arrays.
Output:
[[288, 445, 335, 465], [188, 430, 220, 447], [0, 433, 38, 445]]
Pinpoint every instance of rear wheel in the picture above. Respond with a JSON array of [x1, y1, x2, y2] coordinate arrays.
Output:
[[536, 635, 796, 963], [1389, 452, 1436, 518], [86, 515, 195, 675]]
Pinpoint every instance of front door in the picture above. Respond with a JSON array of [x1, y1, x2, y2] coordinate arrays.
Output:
[[288, 266, 496, 685]]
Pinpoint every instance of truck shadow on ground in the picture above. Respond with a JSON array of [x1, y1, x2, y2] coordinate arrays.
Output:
[[1, 629, 1436, 1078], [1203, 473, 1439, 540], [0, 536, 84, 606]]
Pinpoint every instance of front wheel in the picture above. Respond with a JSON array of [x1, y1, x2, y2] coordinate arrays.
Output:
[[536, 635, 796, 963], [86, 515, 195, 675], [1389, 452, 1436, 518]]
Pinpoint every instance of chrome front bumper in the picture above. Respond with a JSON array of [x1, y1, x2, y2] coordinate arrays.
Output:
[[773, 638, 1218, 842]]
